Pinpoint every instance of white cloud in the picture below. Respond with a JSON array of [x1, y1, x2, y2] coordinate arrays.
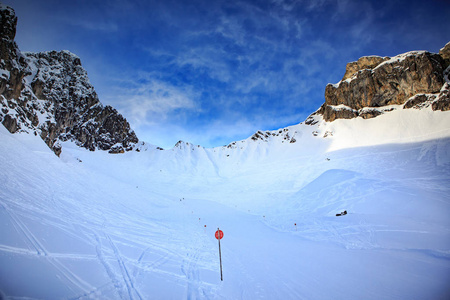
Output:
[[106, 76, 200, 128], [174, 46, 233, 83]]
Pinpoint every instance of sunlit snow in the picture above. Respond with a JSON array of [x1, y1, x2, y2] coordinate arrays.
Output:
[[0, 106, 449, 299]]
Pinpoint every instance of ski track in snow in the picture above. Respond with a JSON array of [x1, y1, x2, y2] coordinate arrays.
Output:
[[0, 200, 95, 297], [105, 233, 143, 300]]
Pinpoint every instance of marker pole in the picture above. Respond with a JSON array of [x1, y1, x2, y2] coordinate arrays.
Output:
[[218, 228, 223, 281]]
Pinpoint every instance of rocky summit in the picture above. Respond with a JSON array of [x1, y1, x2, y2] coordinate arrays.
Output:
[[0, 4, 138, 156], [316, 42, 450, 122]]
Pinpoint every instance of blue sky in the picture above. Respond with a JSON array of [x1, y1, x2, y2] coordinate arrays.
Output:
[[6, 0, 450, 148]]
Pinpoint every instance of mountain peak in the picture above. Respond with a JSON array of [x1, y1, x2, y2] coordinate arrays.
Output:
[[0, 4, 138, 156], [316, 44, 450, 122], [0, 4, 16, 42]]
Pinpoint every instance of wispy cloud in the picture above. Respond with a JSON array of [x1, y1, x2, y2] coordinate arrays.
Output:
[[62, 18, 119, 32], [173, 46, 234, 83], [106, 75, 200, 129]]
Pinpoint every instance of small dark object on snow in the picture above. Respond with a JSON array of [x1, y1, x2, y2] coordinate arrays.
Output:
[[336, 210, 347, 216]]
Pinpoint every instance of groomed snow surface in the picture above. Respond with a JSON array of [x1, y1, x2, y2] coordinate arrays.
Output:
[[1, 107, 450, 299]]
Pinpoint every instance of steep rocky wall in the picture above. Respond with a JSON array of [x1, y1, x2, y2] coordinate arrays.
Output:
[[317, 42, 450, 122], [0, 4, 138, 155], [341, 56, 389, 81], [440, 41, 450, 69]]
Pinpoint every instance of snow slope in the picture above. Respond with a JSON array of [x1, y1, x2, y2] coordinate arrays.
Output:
[[0, 105, 450, 299]]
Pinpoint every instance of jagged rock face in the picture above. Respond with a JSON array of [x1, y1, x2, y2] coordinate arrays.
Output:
[[0, 5, 28, 100], [318, 44, 450, 122], [403, 94, 436, 109], [440, 42, 450, 69], [0, 4, 138, 155], [316, 103, 357, 122], [342, 56, 389, 81], [431, 82, 450, 111], [326, 51, 444, 110], [0, 4, 18, 64]]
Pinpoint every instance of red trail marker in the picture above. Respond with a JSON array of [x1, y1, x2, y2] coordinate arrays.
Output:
[[215, 229, 224, 240], [215, 228, 224, 281]]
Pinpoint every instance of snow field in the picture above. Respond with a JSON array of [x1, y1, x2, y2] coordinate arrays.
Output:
[[0, 106, 450, 299]]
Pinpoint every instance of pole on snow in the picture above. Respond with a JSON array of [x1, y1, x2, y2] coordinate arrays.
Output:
[[215, 228, 224, 281]]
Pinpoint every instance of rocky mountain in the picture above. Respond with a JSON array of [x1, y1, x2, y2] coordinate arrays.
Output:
[[0, 4, 138, 156], [220, 42, 450, 149], [175, 42, 450, 151], [315, 42, 450, 122]]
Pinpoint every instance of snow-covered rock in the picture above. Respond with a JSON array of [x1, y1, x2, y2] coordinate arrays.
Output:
[[0, 4, 138, 156], [319, 43, 450, 122]]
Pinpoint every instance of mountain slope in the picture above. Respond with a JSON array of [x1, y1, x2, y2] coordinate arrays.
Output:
[[1, 111, 449, 299]]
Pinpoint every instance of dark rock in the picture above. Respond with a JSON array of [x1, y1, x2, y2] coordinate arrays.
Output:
[[439, 42, 450, 69], [359, 109, 383, 119], [317, 103, 358, 122], [432, 83, 450, 111], [52, 142, 62, 157], [403, 94, 435, 109], [0, 4, 18, 63], [1, 113, 18, 133], [304, 114, 319, 125]]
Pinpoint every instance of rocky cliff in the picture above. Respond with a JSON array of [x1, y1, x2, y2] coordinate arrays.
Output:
[[0, 4, 138, 156], [316, 42, 450, 122]]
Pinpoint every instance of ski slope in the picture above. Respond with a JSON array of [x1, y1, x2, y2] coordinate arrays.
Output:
[[0, 106, 450, 299]]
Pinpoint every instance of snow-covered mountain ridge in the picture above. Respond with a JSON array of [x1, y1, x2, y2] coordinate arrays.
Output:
[[1, 3, 450, 158], [110, 103, 449, 187], [171, 44, 450, 154], [318, 42, 450, 122]]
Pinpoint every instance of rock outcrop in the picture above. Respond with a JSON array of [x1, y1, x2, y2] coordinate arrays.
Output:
[[0, 4, 138, 155], [431, 82, 450, 111], [341, 56, 389, 81], [440, 42, 450, 70], [316, 42, 450, 122]]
